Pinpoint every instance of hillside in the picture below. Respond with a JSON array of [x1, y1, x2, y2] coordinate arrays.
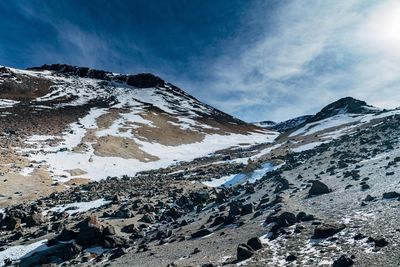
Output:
[[0, 68, 399, 267], [0, 65, 276, 206]]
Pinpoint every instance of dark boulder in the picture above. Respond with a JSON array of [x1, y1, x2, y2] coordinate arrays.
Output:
[[308, 180, 331, 197], [58, 242, 82, 261], [126, 73, 165, 88], [140, 213, 156, 224], [76, 216, 104, 248], [374, 237, 388, 248], [237, 244, 254, 261], [332, 255, 354, 267], [1, 217, 21, 231], [296, 212, 315, 221], [190, 191, 210, 205], [26, 213, 47, 227], [241, 203, 254, 216], [276, 212, 296, 227], [382, 192, 400, 199], [57, 228, 79, 241], [210, 216, 225, 227], [286, 254, 297, 262], [191, 228, 212, 239], [246, 237, 263, 251], [312, 223, 346, 239]]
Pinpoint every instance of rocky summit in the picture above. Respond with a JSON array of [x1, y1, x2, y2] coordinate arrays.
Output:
[[0, 65, 400, 267]]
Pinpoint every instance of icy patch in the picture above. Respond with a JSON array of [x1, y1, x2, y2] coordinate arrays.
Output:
[[46, 199, 111, 215], [0, 240, 48, 267], [203, 162, 283, 188]]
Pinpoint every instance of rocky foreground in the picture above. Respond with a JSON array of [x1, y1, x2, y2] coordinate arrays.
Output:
[[1, 101, 400, 266]]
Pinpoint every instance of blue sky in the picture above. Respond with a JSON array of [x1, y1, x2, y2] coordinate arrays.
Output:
[[1, 0, 400, 122]]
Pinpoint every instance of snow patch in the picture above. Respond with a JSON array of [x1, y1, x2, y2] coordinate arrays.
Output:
[[203, 162, 283, 188], [0, 240, 48, 267], [46, 199, 111, 215]]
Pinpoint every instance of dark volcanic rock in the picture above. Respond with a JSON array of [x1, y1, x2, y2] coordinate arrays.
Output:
[[1, 216, 21, 231], [57, 228, 79, 241], [241, 203, 254, 216], [76, 216, 104, 248], [312, 223, 346, 239], [26, 213, 47, 227], [140, 213, 156, 224], [332, 255, 354, 267], [191, 228, 213, 239], [286, 254, 297, 262], [121, 224, 140, 234], [59, 242, 82, 261], [210, 216, 225, 227], [296, 212, 315, 221], [237, 244, 254, 261], [374, 237, 388, 248], [382, 191, 400, 199], [126, 73, 165, 88], [276, 212, 297, 227], [308, 180, 331, 197], [246, 237, 263, 251]]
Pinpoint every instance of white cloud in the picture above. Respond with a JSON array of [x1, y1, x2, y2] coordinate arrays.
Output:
[[199, 0, 400, 122]]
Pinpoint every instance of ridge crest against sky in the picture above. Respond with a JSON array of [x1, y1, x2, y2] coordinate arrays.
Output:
[[1, 0, 400, 121]]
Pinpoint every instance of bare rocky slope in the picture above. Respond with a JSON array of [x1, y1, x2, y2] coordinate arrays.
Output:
[[0, 65, 399, 267]]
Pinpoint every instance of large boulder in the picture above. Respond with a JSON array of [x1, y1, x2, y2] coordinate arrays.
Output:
[[276, 212, 297, 227], [76, 216, 104, 248], [312, 223, 346, 239], [332, 255, 354, 267], [26, 213, 47, 227], [246, 237, 263, 251], [241, 203, 254, 216], [1, 216, 21, 231], [237, 244, 254, 261], [382, 191, 400, 199], [308, 180, 331, 197]]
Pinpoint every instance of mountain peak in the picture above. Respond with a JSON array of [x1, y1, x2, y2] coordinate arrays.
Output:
[[308, 96, 377, 123], [27, 64, 165, 88]]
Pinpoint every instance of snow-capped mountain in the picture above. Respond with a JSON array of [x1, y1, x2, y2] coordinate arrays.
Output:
[[307, 97, 380, 123], [0, 64, 277, 182], [286, 97, 394, 139]]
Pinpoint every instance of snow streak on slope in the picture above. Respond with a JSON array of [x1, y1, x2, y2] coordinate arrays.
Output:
[[289, 110, 400, 138]]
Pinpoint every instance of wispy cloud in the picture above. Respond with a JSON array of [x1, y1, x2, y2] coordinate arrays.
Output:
[[191, 0, 400, 122]]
